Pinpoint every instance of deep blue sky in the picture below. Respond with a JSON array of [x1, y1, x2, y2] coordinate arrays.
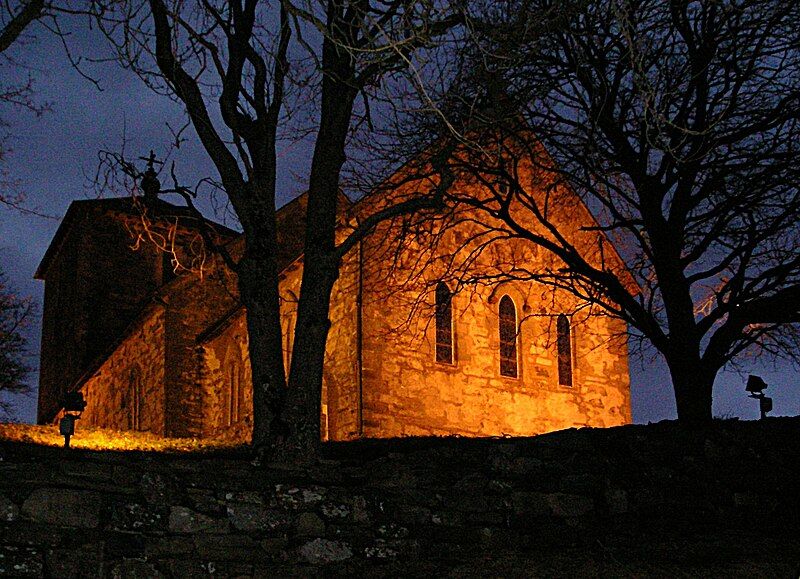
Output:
[[0, 19, 796, 424]]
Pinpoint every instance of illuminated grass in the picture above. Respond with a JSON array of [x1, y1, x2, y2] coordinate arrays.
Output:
[[0, 422, 249, 453]]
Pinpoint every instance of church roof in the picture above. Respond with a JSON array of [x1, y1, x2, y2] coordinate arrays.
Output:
[[35, 190, 348, 405], [34, 196, 240, 280]]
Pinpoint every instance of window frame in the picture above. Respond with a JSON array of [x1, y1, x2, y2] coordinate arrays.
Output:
[[434, 282, 455, 365], [557, 313, 573, 387]]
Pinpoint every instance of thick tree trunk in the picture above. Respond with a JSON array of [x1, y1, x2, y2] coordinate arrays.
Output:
[[237, 229, 288, 449], [278, 11, 359, 461], [667, 357, 715, 426], [283, 255, 339, 459]]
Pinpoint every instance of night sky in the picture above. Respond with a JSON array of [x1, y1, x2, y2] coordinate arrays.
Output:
[[1, 21, 797, 425]]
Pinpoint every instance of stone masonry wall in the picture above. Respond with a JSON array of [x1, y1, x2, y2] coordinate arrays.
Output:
[[163, 265, 239, 439], [199, 250, 361, 443], [199, 314, 252, 440], [358, 217, 631, 437], [0, 419, 799, 577], [38, 208, 164, 423], [80, 305, 166, 434], [351, 156, 633, 439]]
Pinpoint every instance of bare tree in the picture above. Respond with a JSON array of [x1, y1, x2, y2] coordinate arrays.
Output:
[[0, 1, 45, 52], [91, 0, 463, 458], [0, 263, 33, 418], [414, 0, 800, 425], [0, 0, 48, 208]]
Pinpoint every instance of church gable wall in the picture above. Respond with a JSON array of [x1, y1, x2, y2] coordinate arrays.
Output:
[[354, 161, 632, 438], [359, 275, 630, 438]]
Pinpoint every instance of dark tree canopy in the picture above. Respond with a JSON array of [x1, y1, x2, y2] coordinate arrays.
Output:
[[0, 0, 49, 209], [89, 0, 462, 458], [407, 0, 800, 424], [0, 264, 32, 417]]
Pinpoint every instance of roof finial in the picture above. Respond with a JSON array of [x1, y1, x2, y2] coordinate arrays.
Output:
[[140, 150, 161, 202]]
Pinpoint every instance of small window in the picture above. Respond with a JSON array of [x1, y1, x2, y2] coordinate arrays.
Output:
[[499, 295, 518, 378], [435, 282, 454, 364], [224, 361, 243, 426], [162, 251, 176, 285], [129, 367, 143, 431], [557, 314, 573, 387]]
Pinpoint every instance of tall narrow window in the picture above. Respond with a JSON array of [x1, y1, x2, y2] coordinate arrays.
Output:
[[224, 360, 242, 426], [229, 363, 240, 425], [557, 314, 573, 387], [130, 367, 143, 431], [499, 295, 518, 378], [435, 282, 454, 364]]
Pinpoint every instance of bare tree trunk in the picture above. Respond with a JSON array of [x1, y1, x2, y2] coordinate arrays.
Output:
[[667, 352, 715, 426], [284, 256, 339, 458], [236, 198, 288, 449], [281, 8, 359, 459]]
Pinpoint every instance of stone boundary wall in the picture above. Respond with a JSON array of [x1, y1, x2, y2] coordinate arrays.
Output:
[[1, 419, 799, 577]]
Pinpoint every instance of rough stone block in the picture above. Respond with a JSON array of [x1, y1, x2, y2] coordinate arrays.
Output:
[[295, 512, 326, 537], [298, 538, 353, 565], [44, 543, 104, 578], [108, 557, 165, 578], [110, 502, 167, 532], [21, 488, 102, 528], [60, 461, 114, 482], [144, 537, 195, 558], [168, 506, 228, 533], [512, 491, 594, 518], [192, 534, 265, 563], [0, 545, 43, 577], [604, 487, 628, 514], [364, 540, 399, 560], [274, 485, 326, 510], [226, 502, 287, 532], [0, 494, 19, 522], [260, 536, 290, 555], [140, 472, 178, 507], [320, 502, 350, 520]]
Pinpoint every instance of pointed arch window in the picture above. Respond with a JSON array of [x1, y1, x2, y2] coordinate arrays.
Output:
[[499, 295, 518, 378], [435, 282, 454, 364], [557, 314, 573, 387]]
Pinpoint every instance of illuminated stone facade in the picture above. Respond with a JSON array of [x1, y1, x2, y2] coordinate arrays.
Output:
[[36, 166, 632, 440]]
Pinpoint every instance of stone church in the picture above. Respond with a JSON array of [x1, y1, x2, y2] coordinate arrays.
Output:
[[36, 156, 632, 441]]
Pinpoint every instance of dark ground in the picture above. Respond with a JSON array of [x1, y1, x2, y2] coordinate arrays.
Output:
[[0, 418, 799, 577]]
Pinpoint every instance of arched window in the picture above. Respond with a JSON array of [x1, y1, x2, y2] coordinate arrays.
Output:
[[435, 282, 454, 364], [557, 314, 573, 387], [499, 296, 518, 378]]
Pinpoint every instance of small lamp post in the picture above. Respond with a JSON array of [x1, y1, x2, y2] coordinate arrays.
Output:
[[745, 375, 772, 420], [59, 392, 87, 448]]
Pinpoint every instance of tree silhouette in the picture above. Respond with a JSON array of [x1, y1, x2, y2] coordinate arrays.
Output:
[[0, 264, 32, 418], [91, 0, 462, 458], [420, 0, 800, 424]]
